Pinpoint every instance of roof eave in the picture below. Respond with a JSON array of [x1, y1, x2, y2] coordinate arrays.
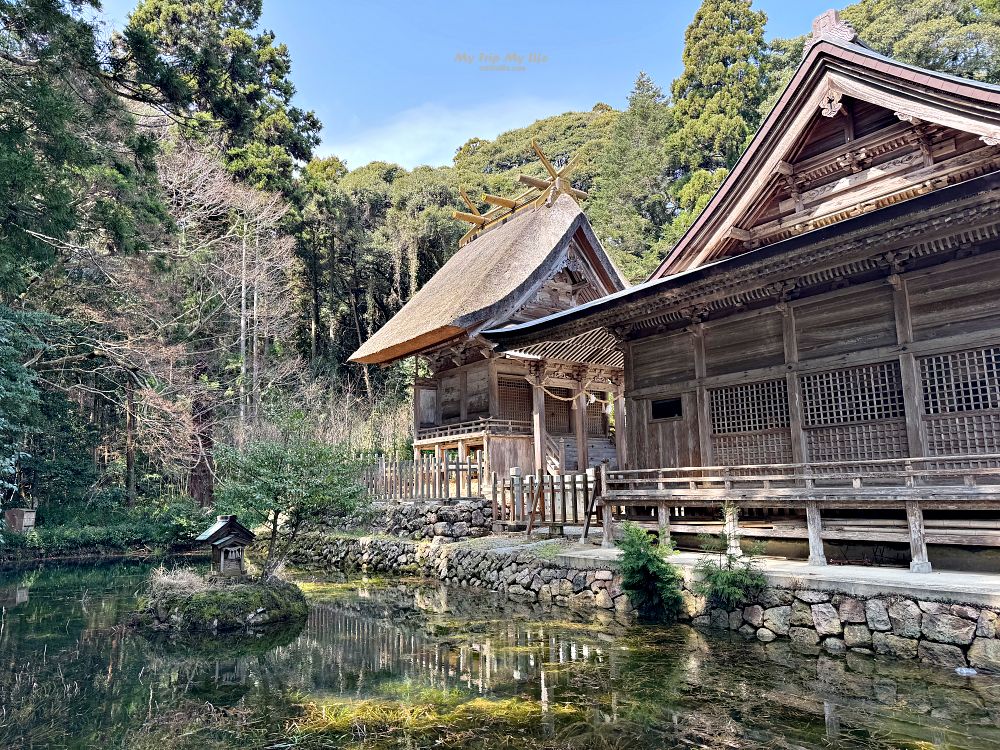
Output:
[[488, 169, 1000, 350]]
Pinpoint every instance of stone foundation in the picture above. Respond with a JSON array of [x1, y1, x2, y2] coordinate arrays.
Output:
[[287, 532, 1000, 671], [287, 533, 632, 622], [687, 584, 1000, 671], [310, 499, 493, 542]]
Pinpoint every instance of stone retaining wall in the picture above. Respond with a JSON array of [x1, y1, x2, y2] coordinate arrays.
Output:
[[287, 532, 1000, 671], [688, 586, 1000, 671], [286, 533, 632, 623], [310, 498, 493, 542]]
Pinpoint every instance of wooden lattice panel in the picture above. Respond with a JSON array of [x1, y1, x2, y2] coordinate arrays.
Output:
[[806, 422, 908, 463], [712, 432, 793, 466], [800, 362, 904, 427], [498, 377, 531, 423], [709, 380, 789, 434], [920, 346, 1000, 415], [545, 387, 572, 435], [925, 414, 1000, 456], [586, 398, 606, 437]]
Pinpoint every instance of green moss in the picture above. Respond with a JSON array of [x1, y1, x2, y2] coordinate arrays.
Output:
[[137, 577, 308, 632]]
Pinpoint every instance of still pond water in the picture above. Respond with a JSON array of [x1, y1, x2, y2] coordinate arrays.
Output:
[[1, 558, 999, 749]]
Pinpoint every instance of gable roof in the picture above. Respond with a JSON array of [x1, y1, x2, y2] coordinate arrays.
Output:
[[653, 13, 1000, 278], [349, 193, 626, 365], [196, 515, 255, 544]]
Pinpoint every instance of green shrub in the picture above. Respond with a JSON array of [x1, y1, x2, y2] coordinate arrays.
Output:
[[694, 505, 768, 610], [617, 521, 684, 622]]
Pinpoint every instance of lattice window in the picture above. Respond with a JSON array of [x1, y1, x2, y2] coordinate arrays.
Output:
[[710, 380, 789, 434], [800, 362, 904, 427], [498, 377, 531, 423], [713, 433, 793, 466], [806, 423, 908, 463], [545, 387, 572, 435], [925, 414, 1000, 456], [587, 397, 606, 437], [920, 346, 1000, 415]]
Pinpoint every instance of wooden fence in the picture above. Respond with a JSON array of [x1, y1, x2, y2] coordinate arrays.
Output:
[[362, 454, 486, 501], [491, 469, 599, 533]]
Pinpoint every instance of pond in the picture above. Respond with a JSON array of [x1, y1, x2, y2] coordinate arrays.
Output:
[[1, 559, 1000, 749]]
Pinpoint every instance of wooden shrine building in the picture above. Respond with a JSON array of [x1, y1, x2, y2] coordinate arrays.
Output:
[[197, 515, 255, 578], [350, 144, 628, 478], [486, 12, 1000, 572]]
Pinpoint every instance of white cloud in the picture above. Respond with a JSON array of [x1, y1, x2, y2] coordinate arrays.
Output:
[[319, 96, 581, 170]]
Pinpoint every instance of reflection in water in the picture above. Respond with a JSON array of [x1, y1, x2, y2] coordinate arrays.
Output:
[[0, 560, 999, 748]]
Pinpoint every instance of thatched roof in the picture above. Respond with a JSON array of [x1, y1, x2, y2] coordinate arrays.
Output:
[[350, 194, 625, 365]]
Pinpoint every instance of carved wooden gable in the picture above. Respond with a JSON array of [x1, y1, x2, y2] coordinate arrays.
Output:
[[508, 240, 610, 324], [733, 102, 1000, 256], [653, 15, 1000, 278]]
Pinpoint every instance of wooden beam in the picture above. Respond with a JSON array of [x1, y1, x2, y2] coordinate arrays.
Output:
[[483, 193, 516, 209], [459, 188, 480, 216], [532, 139, 559, 179], [518, 174, 552, 190], [557, 154, 578, 178], [453, 210, 486, 226], [554, 176, 588, 200]]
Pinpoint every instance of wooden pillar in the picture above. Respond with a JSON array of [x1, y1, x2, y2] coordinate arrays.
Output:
[[434, 443, 443, 497], [511, 467, 524, 522], [457, 439, 467, 462], [531, 377, 546, 475], [691, 324, 713, 466], [487, 357, 500, 419], [906, 500, 932, 573], [612, 388, 627, 470], [599, 463, 613, 548], [658, 502, 671, 546], [573, 388, 589, 472], [781, 304, 808, 464], [412, 379, 422, 441], [806, 501, 826, 566], [459, 369, 469, 422], [890, 275, 927, 458]]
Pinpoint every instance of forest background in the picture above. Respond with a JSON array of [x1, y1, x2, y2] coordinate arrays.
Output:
[[1, 0, 997, 551]]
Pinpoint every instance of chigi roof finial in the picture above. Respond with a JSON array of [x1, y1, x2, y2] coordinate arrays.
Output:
[[453, 140, 589, 247], [805, 9, 859, 50]]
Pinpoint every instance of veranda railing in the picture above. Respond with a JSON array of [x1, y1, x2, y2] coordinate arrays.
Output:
[[491, 468, 599, 533]]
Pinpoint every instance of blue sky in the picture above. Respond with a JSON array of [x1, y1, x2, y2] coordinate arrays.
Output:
[[98, 0, 836, 170]]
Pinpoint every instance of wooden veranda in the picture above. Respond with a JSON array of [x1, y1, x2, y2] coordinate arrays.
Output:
[[597, 455, 1000, 571]]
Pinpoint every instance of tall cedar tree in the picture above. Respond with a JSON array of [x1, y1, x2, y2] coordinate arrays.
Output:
[[125, 0, 321, 193], [588, 74, 674, 281]]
